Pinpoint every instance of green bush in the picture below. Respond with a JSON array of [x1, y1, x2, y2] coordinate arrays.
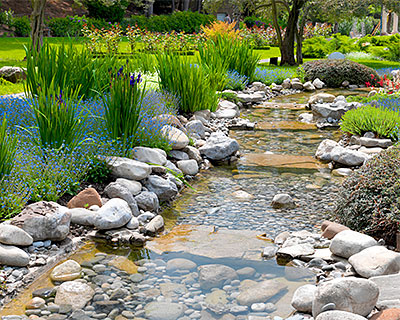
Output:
[[83, 0, 127, 23], [334, 145, 400, 245], [300, 59, 379, 88], [328, 33, 357, 54], [12, 16, 30, 37], [302, 36, 330, 58], [47, 16, 110, 37], [340, 105, 400, 141], [157, 52, 219, 113]]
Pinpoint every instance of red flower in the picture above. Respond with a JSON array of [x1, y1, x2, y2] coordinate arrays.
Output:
[[365, 81, 371, 87]]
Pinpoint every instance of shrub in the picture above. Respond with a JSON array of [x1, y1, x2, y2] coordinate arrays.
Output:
[[334, 145, 400, 246], [302, 36, 330, 58], [47, 16, 85, 37], [300, 59, 379, 88], [0, 118, 17, 179], [12, 16, 30, 37], [328, 33, 357, 54], [83, 0, 127, 23], [340, 105, 400, 141], [157, 52, 219, 113], [225, 70, 248, 91], [345, 51, 378, 61], [253, 66, 297, 85]]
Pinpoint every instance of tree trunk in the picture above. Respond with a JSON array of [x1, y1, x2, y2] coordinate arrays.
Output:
[[183, 0, 190, 11], [172, 0, 175, 13], [30, 0, 46, 53], [197, 0, 201, 13], [147, 1, 154, 17]]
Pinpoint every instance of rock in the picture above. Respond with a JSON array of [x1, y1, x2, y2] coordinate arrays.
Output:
[[0, 224, 33, 246], [109, 256, 138, 274], [194, 110, 211, 121], [262, 246, 277, 259], [93, 198, 132, 230], [271, 83, 283, 91], [237, 92, 264, 103], [135, 191, 159, 212], [321, 221, 349, 240], [144, 302, 184, 320], [370, 309, 400, 320], [186, 120, 206, 139], [236, 280, 287, 306], [291, 81, 304, 90], [166, 258, 197, 272], [298, 113, 313, 123], [115, 178, 142, 196], [0, 243, 30, 266], [328, 52, 345, 59], [308, 93, 336, 106], [277, 244, 315, 259], [205, 289, 229, 314], [50, 260, 82, 282], [330, 146, 369, 166], [26, 297, 46, 309], [370, 273, 400, 309], [183, 146, 202, 163], [198, 264, 238, 290], [144, 175, 178, 201], [282, 78, 291, 89], [199, 132, 240, 161], [69, 208, 96, 226], [316, 311, 367, 320], [358, 137, 393, 148], [0, 66, 26, 83], [342, 80, 350, 87], [168, 150, 189, 160], [161, 125, 189, 150], [232, 190, 254, 200], [303, 81, 316, 91], [126, 216, 139, 229], [132, 146, 167, 166], [315, 139, 339, 161], [312, 103, 348, 124], [177, 159, 199, 176], [107, 156, 151, 180], [67, 188, 102, 209], [349, 246, 400, 278], [312, 78, 325, 89], [312, 277, 379, 317], [274, 231, 290, 245], [271, 193, 295, 209], [165, 160, 183, 175], [54, 281, 95, 310], [329, 230, 377, 258], [11, 201, 71, 241], [332, 168, 353, 176], [104, 182, 139, 216], [291, 284, 317, 313], [145, 215, 164, 236]]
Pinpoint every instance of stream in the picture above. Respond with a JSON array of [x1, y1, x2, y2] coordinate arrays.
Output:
[[0, 89, 365, 320]]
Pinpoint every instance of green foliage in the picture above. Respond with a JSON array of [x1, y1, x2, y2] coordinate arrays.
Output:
[[83, 0, 128, 23], [85, 158, 111, 183], [24, 42, 117, 99], [302, 36, 330, 58], [0, 118, 17, 179], [156, 52, 219, 113], [102, 68, 146, 155], [329, 33, 357, 54], [300, 59, 379, 88], [221, 92, 240, 104], [334, 145, 400, 245], [47, 16, 110, 37], [340, 105, 400, 141], [12, 16, 30, 37], [125, 12, 215, 33]]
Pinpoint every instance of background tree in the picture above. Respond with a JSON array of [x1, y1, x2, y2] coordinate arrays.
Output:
[[30, 0, 46, 52]]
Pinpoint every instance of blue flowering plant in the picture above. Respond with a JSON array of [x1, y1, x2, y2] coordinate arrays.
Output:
[[225, 70, 249, 91]]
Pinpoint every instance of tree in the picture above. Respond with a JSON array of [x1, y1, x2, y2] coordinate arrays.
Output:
[[30, 0, 46, 52]]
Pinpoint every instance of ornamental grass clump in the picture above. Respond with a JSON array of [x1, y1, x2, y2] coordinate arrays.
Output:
[[334, 144, 400, 246], [156, 52, 219, 113], [340, 105, 400, 141]]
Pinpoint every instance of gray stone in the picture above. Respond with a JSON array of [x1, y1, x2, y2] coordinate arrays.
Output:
[[115, 178, 142, 196], [308, 93, 336, 106], [104, 182, 139, 216], [186, 120, 206, 139], [0, 224, 33, 246], [236, 280, 287, 306], [262, 245, 278, 259], [145, 175, 178, 201], [330, 146, 369, 167], [291, 284, 317, 313], [161, 125, 189, 150], [11, 201, 71, 241], [315, 139, 339, 161], [370, 273, 400, 309], [312, 103, 348, 123], [329, 230, 377, 258], [291, 81, 304, 90], [312, 277, 379, 317], [194, 110, 211, 121], [271, 193, 295, 209], [107, 156, 151, 180], [165, 160, 183, 176], [183, 146, 202, 163], [282, 79, 291, 89], [199, 132, 240, 161], [0, 66, 26, 83], [126, 216, 139, 229], [316, 311, 367, 320], [144, 302, 184, 320], [69, 208, 96, 226], [312, 78, 325, 89], [132, 146, 167, 166], [0, 243, 30, 266], [54, 281, 95, 310], [277, 244, 315, 259], [135, 191, 159, 212], [328, 52, 345, 59], [359, 137, 393, 148], [169, 150, 189, 160], [198, 264, 238, 290], [177, 159, 199, 176], [50, 260, 82, 282], [166, 258, 197, 272], [145, 215, 164, 236], [93, 198, 132, 230], [349, 245, 400, 278], [237, 93, 264, 103], [303, 81, 316, 91]]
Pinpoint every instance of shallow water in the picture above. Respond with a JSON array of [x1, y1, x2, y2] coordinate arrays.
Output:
[[1, 90, 360, 319]]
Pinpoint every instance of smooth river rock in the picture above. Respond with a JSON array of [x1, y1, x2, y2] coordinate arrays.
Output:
[[135, 191, 159, 212], [145, 215, 164, 236], [115, 178, 142, 196], [50, 260, 82, 282], [69, 208, 97, 226], [0, 243, 30, 266], [0, 224, 33, 246], [316, 311, 367, 320], [329, 230, 377, 258], [291, 284, 317, 313], [144, 301, 184, 320], [144, 175, 178, 201], [104, 182, 140, 216], [132, 146, 167, 166], [54, 280, 95, 310], [107, 156, 152, 180], [93, 198, 132, 230], [312, 277, 379, 317], [198, 264, 238, 291], [271, 193, 296, 209], [236, 279, 287, 306], [199, 132, 240, 161], [177, 159, 199, 176], [166, 258, 197, 272], [67, 187, 102, 209], [161, 125, 189, 150]]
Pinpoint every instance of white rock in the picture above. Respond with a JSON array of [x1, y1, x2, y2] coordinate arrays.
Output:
[[104, 182, 139, 216], [198, 264, 238, 291], [316, 311, 367, 320], [115, 178, 142, 196], [315, 139, 339, 161], [145, 215, 164, 236], [271, 193, 295, 209], [291, 284, 317, 313], [161, 125, 189, 150], [303, 81, 316, 91], [93, 198, 132, 230], [107, 156, 151, 180], [329, 230, 377, 258], [126, 216, 139, 229], [69, 208, 97, 226], [0, 224, 33, 246], [308, 93, 335, 106], [199, 132, 239, 161], [312, 78, 325, 89], [0, 243, 30, 266], [177, 159, 199, 176], [132, 146, 167, 166], [55, 281, 95, 310]]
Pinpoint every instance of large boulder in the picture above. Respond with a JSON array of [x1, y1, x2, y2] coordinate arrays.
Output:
[[370, 273, 400, 309], [107, 157, 151, 180], [316, 311, 367, 320], [54, 281, 94, 310], [186, 120, 206, 139], [11, 201, 71, 241], [214, 100, 240, 119], [161, 125, 189, 150], [93, 198, 132, 230], [69, 208, 97, 226], [198, 264, 238, 291], [0, 224, 33, 246], [177, 159, 199, 176], [329, 230, 377, 258], [115, 178, 142, 196], [291, 284, 317, 313], [321, 221, 349, 240], [0, 243, 30, 267], [50, 260, 82, 282], [330, 146, 369, 167], [349, 246, 400, 278], [144, 175, 178, 202], [236, 279, 287, 306], [104, 182, 139, 216], [312, 103, 348, 123], [312, 277, 379, 317], [67, 188, 102, 209], [199, 132, 240, 161], [132, 147, 167, 166], [315, 139, 339, 161], [0, 66, 26, 83], [135, 191, 159, 212], [308, 93, 335, 106]]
